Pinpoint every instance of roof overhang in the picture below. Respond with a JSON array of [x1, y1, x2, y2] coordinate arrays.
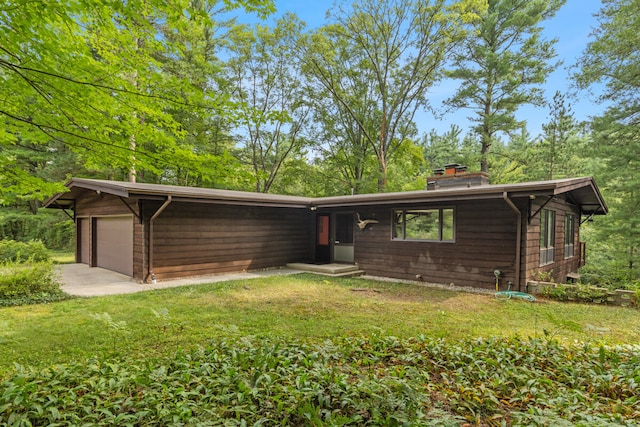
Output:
[[44, 178, 315, 209], [312, 177, 608, 215], [44, 176, 608, 216]]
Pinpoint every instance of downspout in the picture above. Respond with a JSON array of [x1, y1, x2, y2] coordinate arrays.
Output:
[[503, 192, 522, 291], [146, 195, 172, 284]]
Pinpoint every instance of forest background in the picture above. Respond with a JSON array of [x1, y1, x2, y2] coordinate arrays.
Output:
[[0, 0, 638, 288]]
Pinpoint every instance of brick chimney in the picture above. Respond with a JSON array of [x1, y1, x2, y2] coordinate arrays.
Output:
[[427, 164, 489, 190]]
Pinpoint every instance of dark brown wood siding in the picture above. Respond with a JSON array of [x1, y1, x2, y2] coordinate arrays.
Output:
[[146, 202, 313, 280], [346, 199, 525, 290], [525, 198, 582, 283]]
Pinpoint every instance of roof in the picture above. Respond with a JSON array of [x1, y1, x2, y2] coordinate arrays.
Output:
[[45, 178, 315, 209], [313, 177, 608, 215], [44, 176, 608, 215]]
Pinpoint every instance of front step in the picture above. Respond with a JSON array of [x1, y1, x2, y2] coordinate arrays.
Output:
[[324, 269, 366, 278], [286, 263, 365, 278]]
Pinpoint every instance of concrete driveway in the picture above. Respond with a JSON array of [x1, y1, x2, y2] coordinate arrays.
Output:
[[58, 263, 301, 297]]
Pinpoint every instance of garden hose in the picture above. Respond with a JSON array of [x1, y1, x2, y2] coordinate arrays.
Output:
[[495, 283, 537, 302]]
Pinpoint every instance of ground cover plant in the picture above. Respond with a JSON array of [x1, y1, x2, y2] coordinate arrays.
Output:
[[2, 335, 639, 426], [1, 274, 639, 425], [0, 242, 71, 307]]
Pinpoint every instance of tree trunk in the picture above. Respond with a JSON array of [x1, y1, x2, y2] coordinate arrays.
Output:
[[480, 134, 491, 173], [480, 109, 491, 173], [129, 132, 136, 183], [377, 112, 387, 191]]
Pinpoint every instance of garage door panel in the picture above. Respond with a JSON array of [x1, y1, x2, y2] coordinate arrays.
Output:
[[96, 216, 133, 276], [78, 218, 90, 264]]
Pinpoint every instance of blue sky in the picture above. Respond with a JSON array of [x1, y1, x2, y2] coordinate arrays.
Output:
[[234, 0, 605, 138]]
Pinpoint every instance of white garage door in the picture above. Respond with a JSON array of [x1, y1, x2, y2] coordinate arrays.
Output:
[[95, 216, 133, 276]]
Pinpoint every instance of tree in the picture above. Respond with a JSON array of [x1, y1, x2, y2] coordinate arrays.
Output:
[[537, 91, 581, 179], [0, 141, 87, 211], [306, 64, 381, 195], [227, 14, 311, 193], [0, 0, 274, 201], [574, 0, 640, 284], [303, 0, 484, 192], [152, 0, 245, 189], [420, 125, 481, 173], [446, 0, 564, 173], [490, 130, 529, 184]]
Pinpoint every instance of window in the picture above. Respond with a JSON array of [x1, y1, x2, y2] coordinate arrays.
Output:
[[393, 208, 454, 241], [335, 213, 354, 244], [540, 209, 556, 265], [564, 214, 575, 259]]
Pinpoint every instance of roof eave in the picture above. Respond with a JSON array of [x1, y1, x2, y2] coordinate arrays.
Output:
[[43, 176, 607, 215]]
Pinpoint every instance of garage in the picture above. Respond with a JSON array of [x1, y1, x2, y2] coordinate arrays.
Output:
[[95, 216, 134, 276]]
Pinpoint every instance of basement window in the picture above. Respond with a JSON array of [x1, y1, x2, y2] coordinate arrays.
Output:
[[392, 208, 454, 242], [540, 209, 556, 265]]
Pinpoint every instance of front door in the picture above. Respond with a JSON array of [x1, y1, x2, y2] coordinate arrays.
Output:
[[316, 214, 330, 263], [333, 213, 354, 263]]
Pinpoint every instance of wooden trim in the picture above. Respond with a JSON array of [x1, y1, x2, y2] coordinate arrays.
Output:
[[579, 241, 587, 267], [529, 196, 554, 224], [118, 196, 140, 221]]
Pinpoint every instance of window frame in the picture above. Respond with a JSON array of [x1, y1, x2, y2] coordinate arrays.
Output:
[[540, 209, 556, 266], [564, 213, 575, 259], [392, 207, 455, 242]]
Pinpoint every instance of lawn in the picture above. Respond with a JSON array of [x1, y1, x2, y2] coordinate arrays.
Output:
[[49, 250, 75, 264], [1, 273, 639, 372], [1, 273, 639, 425]]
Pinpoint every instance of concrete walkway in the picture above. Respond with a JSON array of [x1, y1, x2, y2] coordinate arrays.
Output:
[[58, 264, 302, 297]]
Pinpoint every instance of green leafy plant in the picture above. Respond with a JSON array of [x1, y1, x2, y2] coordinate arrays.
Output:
[[0, 240, 49, 263], [531, 269, 555, 283], [540, 284, 567, 301], [573, 284, 609, 303], [542, 283, 620, 306], [150, 307, 185, 349], [0, 209, 74, 251], [632, 288, 640, 308], [1, 336, 639, 425], [0, 260, 69, 306], [88, 312, 130, 354]]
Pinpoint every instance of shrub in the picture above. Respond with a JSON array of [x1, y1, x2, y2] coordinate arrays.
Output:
[[0, 208, 74, 250], [531, 269, 554, 283], [572, 283, 609, 303], [0, 240, 49, 263], [632, 288, 640, 308], [540, 284, 567, 301], [0, 260, 70, 306]]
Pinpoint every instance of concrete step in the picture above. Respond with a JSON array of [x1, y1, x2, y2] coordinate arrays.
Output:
[[286, 263, 363, 276], [321, 269, 366, 278]]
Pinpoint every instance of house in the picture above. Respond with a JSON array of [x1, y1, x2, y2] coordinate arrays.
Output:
[[45, 166, 607, 290]]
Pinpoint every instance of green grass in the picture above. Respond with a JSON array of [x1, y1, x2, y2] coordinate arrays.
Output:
[[1, 273, 638, 374], [48, 250, 75, 264], [2, 273, 640, 425]]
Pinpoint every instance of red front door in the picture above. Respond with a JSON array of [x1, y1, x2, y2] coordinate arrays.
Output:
[[316, 214, 330, 263]]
